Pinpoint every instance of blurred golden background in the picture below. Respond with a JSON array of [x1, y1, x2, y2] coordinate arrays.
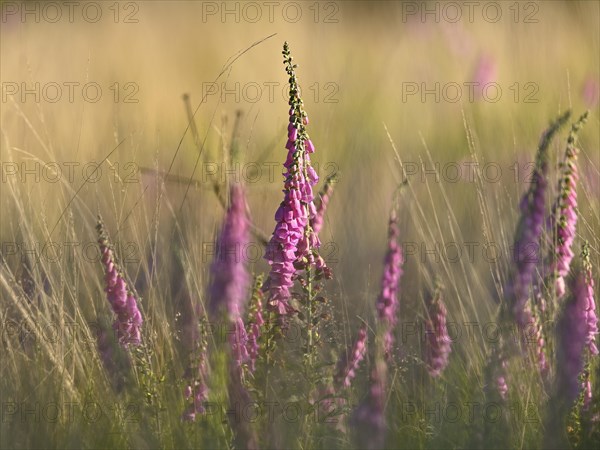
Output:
[[1, 0, 599, 320]]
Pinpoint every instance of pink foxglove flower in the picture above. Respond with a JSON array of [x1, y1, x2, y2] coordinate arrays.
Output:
[[531, 312, 549, 375], [264, 42, 330, 318], [425, 289, 452, 377], [548, 112, 588, 298], [313, 325, 367, 432], [376, 207, 403, 354], [312, 174, 337, 236], [182, 319, 210, 422], [229, 317, 249, 376], [352, 358, 387, 450], [507, 112, 571, 330], [245, 276, 265, 374], [556, 261, 597, 405], [207, 183, 251, 322], [335, 324, 367, 388], [485, 348, 508, 401], [97, 216, 143, 347], [578, 242, 598, 356]]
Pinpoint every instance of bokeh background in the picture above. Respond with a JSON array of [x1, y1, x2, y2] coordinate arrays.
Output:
[[1, 2, 599, 447], [2, 0, 598, 314]]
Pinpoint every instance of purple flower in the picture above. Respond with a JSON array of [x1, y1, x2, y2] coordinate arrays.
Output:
[[245, 276, 265, 374], [425, 290, 452, 377], [497, 375, 508, 400], [264, 42, 330, 318], [531, 312, 549, 375], [311, 326, 367, 433], [548, 112, 588, 298], [311, 174, 336, 236], [506, 112, 571, 330], [182, 319, 210, 422], [335, 325, 368, 388], [579, 244, 598, 356], [95, 317, 129, 392], [494, 362, 509, 401], [352, 359, 387, 450], [207, 183, 251, 322], [97, 217, 143, 347], [549, 149, 580, 298], [556, 262, 597, 405], [227, 352, 259, 449], [376, 207, 404, 354], [485, 344, 509, 401], [229, 317, 249, 376], [182, 376, 209, 421]]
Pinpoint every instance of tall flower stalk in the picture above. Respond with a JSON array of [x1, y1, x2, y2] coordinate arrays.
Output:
[[204, 175, 257, 445], [263, 42, 330, 320], [314, 324, 368, 432], [546, 244, 598, 446], [96, 216, 143, 347], [505, 111, 571, 332], [548, 111, 589, 299], [335, 324, 368, 388], [425, 287, 452, 378], [352, 348, 387, 450], [376, 204, 404, 355], [246, 275, 265, 374], [531, 310, 549, 375], [556, 244, 598, 408], [312, 173, 338, 237], [580, 242, 598, 357], [182, 317, 210, 422], [352, 192, 406, 449], [207, 182, 251, 322]]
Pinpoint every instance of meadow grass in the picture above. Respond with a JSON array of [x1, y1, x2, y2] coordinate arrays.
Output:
[[1, 2, 599, 449]]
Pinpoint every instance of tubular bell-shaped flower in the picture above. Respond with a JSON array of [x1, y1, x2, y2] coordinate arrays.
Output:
[[531, 311, 549, 375], [335, 324, 368, 388], [578, 242, 598, 356], [556, 245, 598, 406], [425, 287, 452, 377], [548, 112, 588, 298], [96, 216, 143, 347], [246, 275, 265, 374], [312, 173, 337, 237], [376, 206, 404, 354], [506, 111, 571, 330], [207, 182, 251, 322], [263, 42, 330, 318], [182, 318, 210, 422]]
